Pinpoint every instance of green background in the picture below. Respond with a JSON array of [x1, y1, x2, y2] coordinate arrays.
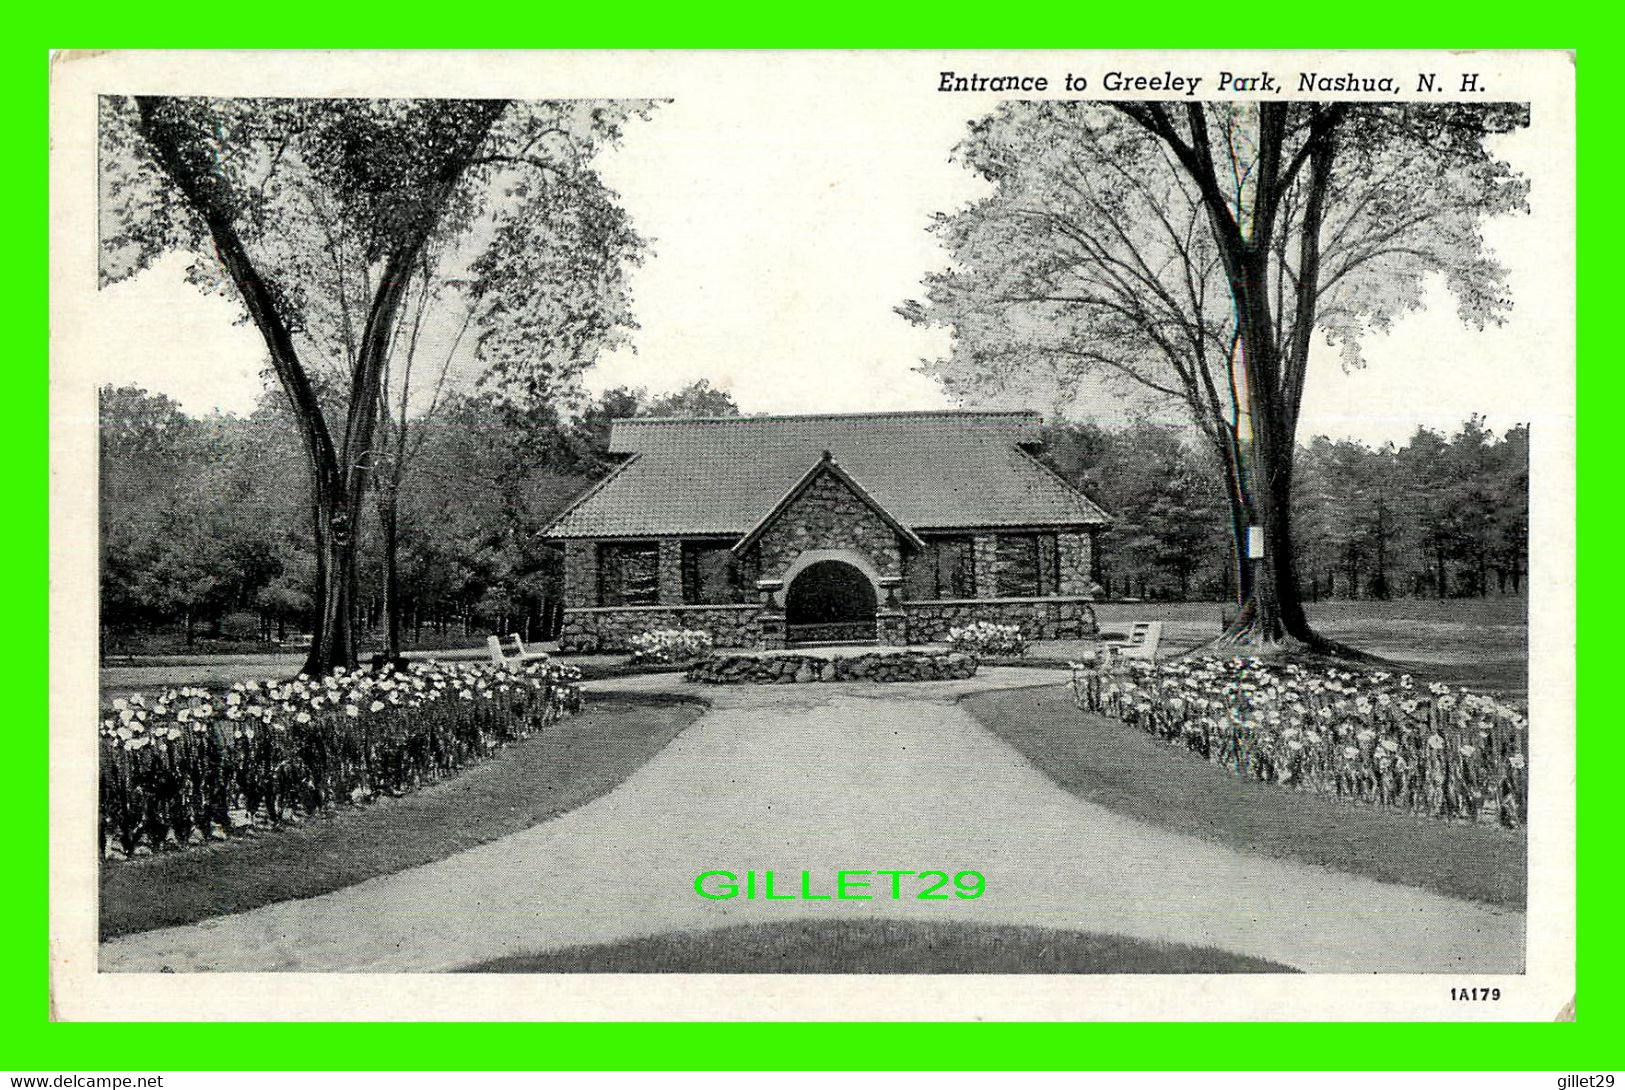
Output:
[[19, 10, 1616, 1070]]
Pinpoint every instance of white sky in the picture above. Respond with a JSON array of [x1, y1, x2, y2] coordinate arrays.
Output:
[[92, 91, 1557, 448]]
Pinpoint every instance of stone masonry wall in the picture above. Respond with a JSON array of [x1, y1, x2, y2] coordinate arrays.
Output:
[[657, 540, 684, 605], [562, 540, 599, 608], [1057, 531, 1096, 596], [754, 469, 903, 581], [971, 535, 998, 599], [687, 648, 977, 684], [902, 597, 1098, 643], [560, 605, 762, 653]]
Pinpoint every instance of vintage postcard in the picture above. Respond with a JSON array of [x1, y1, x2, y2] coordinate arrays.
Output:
[[48, 49, 1576, 1021]]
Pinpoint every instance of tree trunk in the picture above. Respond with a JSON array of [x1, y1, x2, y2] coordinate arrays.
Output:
[[134, 95, 505, 680], [382, 491, 403, 659], [305, 486, 357, 676]]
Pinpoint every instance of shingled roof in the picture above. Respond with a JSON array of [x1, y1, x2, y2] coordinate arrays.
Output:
[[541, 410, 1111, 540]]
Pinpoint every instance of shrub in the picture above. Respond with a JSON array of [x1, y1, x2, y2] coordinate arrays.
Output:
[[98, 659, 583, 858], [946, 621, 1027, 657], [1069, 656, 1527, 827], [627, 628, 714, 665]]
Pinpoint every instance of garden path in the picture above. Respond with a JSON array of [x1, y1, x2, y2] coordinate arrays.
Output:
[[99, 667, 1524, 974]]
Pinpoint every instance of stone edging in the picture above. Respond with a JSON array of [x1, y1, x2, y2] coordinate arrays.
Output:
[[686, 649, 978, 684]]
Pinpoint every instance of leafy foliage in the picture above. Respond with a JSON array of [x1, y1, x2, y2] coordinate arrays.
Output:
[[901, 101, 1530, 643], [99, 94, 655, 671], [99, 381, 745, 651]]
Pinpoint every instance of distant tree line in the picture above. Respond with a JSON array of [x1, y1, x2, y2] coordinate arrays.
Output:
[[100, 379, 1525, 653], [98, 380, 739, 654], [1041, 415, 1528, 604]]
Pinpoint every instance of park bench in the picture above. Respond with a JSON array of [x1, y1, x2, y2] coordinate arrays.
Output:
[[1106, 621, 1163, 663], [486, 634, 549, 670], [504, 633, 550, 664]]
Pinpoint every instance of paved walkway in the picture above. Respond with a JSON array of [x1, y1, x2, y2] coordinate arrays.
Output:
[[100, 668, 1524, 974]]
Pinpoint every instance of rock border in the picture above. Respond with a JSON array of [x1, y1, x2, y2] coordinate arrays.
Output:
[[685, 648, 978, 684]]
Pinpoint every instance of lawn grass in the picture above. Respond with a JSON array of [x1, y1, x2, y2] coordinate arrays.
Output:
[[961, 685, 1526, 908], [99, 693, 707, 940], [461, 917, 1295, 974], [1085, 597, 1529, 701]]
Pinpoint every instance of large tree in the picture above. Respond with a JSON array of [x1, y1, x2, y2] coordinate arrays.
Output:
[[100, 95, 647, 673], [902, 101, 1528, 652]]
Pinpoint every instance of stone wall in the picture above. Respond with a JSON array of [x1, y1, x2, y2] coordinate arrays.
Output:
[[560, 604, 762, 653], [657, 540, 684, 605], [901, 596, 1098, 643], [562, 540, 598, 608], [971, 535, 998, 599], [1058, 531, 1096, 596], [755, 470, 903, 581], [687, 648, 978, 684], [561, 597, 1099, 651]]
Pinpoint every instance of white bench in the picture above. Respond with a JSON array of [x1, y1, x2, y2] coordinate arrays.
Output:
[[1106, 621, 1163, 663], [505, 633, 549, 664], [487, 634, 549, 669]]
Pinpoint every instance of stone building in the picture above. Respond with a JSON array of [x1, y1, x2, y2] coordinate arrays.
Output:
[[541, 410, 1110, 651]]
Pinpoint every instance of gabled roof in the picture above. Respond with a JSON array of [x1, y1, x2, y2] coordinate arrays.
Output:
[[733, 452, 926, 556], [541, 410, 1112, 539]]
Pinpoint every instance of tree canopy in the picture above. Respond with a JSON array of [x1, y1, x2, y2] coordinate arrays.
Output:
[[99, 95, 653, 671], [902, 100, 1530, 650]]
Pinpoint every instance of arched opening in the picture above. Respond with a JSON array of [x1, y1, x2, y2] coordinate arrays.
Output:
[[785, 560, 877, 644]]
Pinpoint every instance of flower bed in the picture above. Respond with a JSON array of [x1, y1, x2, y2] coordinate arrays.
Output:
[[946, 621, 1027, 657], [99, 659, 583, 858], [1069, 657, 1528, 827], [687, 649, 977, 684], [627, 628, 715, 665]]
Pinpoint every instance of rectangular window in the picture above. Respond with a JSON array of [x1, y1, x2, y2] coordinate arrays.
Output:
[[682, 541, 742, 604], [597, 542, 659, 606], [995, 533, 1060, 597], [905, 535, 976, 600], [933, 535, 976, 598]]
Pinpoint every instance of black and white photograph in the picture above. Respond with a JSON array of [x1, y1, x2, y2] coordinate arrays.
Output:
[[49, 50, 1576, 1021]]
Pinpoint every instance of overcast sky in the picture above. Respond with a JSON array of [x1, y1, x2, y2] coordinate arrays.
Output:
[[92, 91, 1556, 449]]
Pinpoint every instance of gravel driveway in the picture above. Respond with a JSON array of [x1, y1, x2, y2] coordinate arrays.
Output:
[[99, 667, 1523, 973]]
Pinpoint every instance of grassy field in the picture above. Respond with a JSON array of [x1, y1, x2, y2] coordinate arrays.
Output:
[[463, 918, 1294, 974], [1046, 596, 1528, 700], [961, 685, 1526, 908], [99, 693, 707, 939]]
